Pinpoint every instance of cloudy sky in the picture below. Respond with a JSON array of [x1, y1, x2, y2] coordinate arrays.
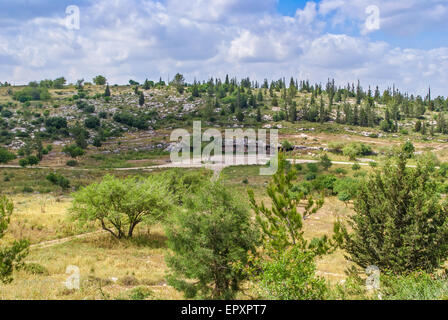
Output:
[[0, 0, 447, 96]]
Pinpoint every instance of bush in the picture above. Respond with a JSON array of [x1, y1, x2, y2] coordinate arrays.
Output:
[[0, 148, 15, 164], [380, 272, 448, 300], [113, 112, 148, 130], [13, 86, 51, 102], [84, 116, 101, 129], [343, 143, 373, 160], [46, 172, 71, 189], [66, 160, 78, 167], [256, 247, 328, 300], [307, 163, 318, 173], [62, 145, 85, 158], [23, 263, 49, 276], [19, 155, 39, 167]]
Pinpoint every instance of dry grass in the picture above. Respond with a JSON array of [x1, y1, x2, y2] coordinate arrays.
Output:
[[5, 194, 96, 244], [0, 225, 182, 300], [0, 165, 358, 300]]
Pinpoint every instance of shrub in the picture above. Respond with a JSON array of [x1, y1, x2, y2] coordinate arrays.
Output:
[[256, 247, 328, 300], [23, 263, 49, 276], [379, 272, 448, 300], [343, 143, 373, 160], [84, 116, 101, 129], [62, 145, 85, 158], [66, 160, 78, 167], [46, 172, 71, 189], [307, 163, 318, 173], [0, 148, 15, 164]]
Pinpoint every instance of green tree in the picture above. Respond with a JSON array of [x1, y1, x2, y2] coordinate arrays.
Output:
[[93, 75, 107, 86], [0, 196, 29, 284], [171, 73, 185, 94], [104, 84, 111, 97], [166, 182, 259, 300], [248, 153, 332, 253], [402, 141, 415, 159], [319, 153, 332, 170], [62, 144, 85, 158], [71, 175, 171, 239], [338, 150, 448, 273], [247, 153, 337, 300], [139, 91, 145, 106]]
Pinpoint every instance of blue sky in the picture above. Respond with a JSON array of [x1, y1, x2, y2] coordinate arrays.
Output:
[[0, 0, 447, 96]]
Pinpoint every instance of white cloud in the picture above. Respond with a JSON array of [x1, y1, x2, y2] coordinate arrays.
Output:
[[0, 0, 446, 96]]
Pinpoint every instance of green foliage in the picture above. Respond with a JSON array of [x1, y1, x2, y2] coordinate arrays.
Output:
[[62, 145, 85, 158], [13, 86, 51, 102], [249, 153, 331, 254], [319, 153, 332, 170], [0, 195, 29, 284], [380, 272, 448, 300], [338, 150, 448, 273], [128, 286, 153, 300], [46, 172, 71, 189], [85, 116, 101, 129], [18, 155, 39, 167], [0, 147, 15, 164], [343, 143, 373, 160], [256, 247, 328, 300], [93, 75, 107, 86], [162, 169, 210, 205], [71, 175, 172, 239], [66, 160, 78, 167], [281, 140, 293, 151], [402, 141, 415, 158], [166, 182, 259, 300], [113, 112, 148, 130], [334, 177, 361, 204], [23, 263, 49, 276]]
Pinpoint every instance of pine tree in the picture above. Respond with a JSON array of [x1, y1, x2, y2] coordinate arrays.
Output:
[[139, 91, 145, 106], [248, 153, 335, 253], [256, 107, 262, 123], [104, 84, 111, 97]]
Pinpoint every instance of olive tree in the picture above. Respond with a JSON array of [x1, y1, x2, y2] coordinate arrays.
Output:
[[71, 175, 172, 239], [0, 196, 29, 284]]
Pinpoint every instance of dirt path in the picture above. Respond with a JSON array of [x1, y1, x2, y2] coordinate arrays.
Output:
[[30, 230, 107, 250]]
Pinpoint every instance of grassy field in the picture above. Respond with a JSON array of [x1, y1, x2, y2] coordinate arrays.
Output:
[[0, 162, 362, 300]]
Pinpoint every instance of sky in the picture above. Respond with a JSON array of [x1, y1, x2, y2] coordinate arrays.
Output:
[[0, 0, 447, 96]]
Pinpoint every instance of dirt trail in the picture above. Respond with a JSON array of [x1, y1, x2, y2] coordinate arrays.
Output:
[[30, 230, 107, 249]]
